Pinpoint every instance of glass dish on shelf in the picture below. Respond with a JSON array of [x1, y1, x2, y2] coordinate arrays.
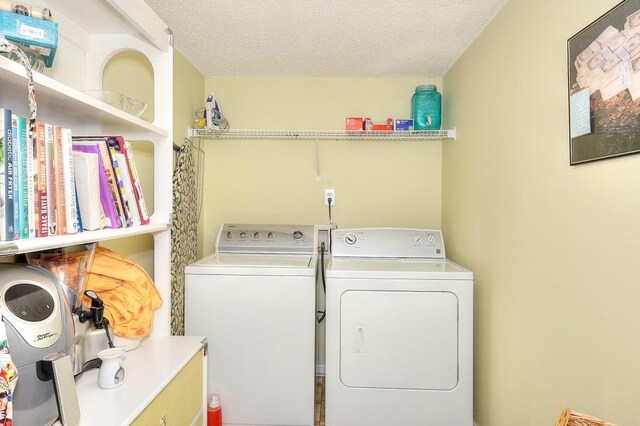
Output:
[[82, 90, 148, 118], [0, 40, 45, 73]]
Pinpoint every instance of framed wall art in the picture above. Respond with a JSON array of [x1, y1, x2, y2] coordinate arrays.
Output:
[[568, 0, 640, 164]]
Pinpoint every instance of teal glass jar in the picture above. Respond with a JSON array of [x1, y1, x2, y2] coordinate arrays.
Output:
[[411, 85, 442, 130]]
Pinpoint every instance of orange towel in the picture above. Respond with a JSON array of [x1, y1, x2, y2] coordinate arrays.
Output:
[[84, 247, 163, 338]]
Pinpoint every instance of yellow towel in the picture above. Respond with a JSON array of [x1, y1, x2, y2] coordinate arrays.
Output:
[[84, 247, 163, 338]]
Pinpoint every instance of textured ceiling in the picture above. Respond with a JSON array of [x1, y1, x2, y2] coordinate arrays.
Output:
[[143, 0, 507, 77]]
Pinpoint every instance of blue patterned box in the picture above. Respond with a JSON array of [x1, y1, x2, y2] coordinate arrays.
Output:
[[0, 10, 58, 67]]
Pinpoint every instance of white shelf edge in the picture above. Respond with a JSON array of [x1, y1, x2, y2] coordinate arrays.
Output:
[[0, 56, 169, 137], [106, 0, 170, 51], [0, 222, 169, 256], [188, 128, 456, 140]]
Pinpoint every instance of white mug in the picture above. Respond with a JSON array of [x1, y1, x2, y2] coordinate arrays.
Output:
[[98, 347, 127, 389]]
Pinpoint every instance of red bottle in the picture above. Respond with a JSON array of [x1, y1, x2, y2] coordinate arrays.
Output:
[[207, 394, 222, 426]]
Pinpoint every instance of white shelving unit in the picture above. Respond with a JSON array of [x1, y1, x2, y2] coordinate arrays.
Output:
[[189, 127, 455, 180], [189, 128, 456, 140], [0, 0, 173, 336]]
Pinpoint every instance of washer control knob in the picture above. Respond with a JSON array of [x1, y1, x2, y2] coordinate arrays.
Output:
[[427, 233, 437, 244], [413, 236, 422, 244], [344, 233, 358, 246], [293, 231, 304, 240], [239, 232, 247, 239], [226, 231, 232, 239], [267, 232, 274, 239], [254, 232, 260, 239]]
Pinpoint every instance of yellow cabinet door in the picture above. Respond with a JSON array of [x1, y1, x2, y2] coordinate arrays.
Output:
[[132, 349, 204, 425]]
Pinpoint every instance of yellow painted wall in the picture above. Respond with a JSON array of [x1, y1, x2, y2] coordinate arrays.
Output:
[[201, 76, 443, 254], [443, 0, 639, 424]]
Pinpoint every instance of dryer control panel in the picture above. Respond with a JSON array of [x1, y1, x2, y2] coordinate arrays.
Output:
[[332, 228, 445, 258], [216, 224, 316, 255]]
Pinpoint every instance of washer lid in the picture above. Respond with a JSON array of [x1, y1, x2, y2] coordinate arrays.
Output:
[[326, 258, 472, 280], [185, 253, 316, 276]]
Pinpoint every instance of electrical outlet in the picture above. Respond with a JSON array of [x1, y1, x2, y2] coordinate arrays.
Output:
[[325, 189, 336, 205]]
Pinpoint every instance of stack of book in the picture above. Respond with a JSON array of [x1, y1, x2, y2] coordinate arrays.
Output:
[[0, 107, 150, 242]]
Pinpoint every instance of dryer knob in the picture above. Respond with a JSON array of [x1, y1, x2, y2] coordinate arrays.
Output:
[[344, 233, 357, 245], [239, 232, 247, 239], [293, 231, 304, 240]]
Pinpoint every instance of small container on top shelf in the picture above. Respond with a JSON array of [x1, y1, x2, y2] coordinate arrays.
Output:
[[411, 85, 442, 130]]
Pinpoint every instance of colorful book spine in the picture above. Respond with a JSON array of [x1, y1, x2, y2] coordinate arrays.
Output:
[[45, 123, 56, 236], [26, 119, 36, 238], [53, 126, 66, 235], [109, 151, 133, 227], [105, 138, 133, 227], [123, 141, 150, 225], [61, 128, 78, 234], [97, 140, 126, 227], [11, 115, 19, 240], [71, 140, 121, 229], [17, 116, 28, 239], [1, 108, 13, 241], [113, 152, 140, 226], [35, 121, 48, 237]]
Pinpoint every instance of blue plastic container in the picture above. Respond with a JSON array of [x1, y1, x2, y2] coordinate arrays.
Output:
[[411, 85, 441, 130]]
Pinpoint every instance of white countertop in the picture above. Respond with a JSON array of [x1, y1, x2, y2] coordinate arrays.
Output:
[[72, 335, 206, 425]]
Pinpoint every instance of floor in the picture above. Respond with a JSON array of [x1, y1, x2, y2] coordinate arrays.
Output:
[[315, 375, 325, 426]]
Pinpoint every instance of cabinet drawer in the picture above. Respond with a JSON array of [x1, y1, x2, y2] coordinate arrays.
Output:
[[132, 349, 204, 425]]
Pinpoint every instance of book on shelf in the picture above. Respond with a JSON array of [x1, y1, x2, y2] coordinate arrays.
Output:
[[72, 138, 124, 228], [35, 121, 48, 237], [61, 128, 78, 234], [101, 136, 148, 224], [45, 122, 57, 236], [26, 117, 35, 238], [1, 108, 13, 241], [73, 136, 148, 228], [71, 140, 120, 228], [11, 114, 19, 240], [72, 151, 105, 231], [52, 125, 67, 235], [16, 115, 28, 239], [112, 151, 140, 226], [107, 145, 137, 227], [123, 141, 150, 225], [52, 126, 78, 235]]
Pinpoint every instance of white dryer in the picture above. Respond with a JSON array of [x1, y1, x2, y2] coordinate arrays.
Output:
[[185, 224, 317, 426], [325, 228, 473, 426]]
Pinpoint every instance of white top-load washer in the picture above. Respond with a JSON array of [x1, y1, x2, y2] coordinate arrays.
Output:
[[185, 224, 317, 426], [325, 228, 473, 426]]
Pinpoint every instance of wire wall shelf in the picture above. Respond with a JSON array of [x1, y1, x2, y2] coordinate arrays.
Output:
[[188, 128, 456, 140]]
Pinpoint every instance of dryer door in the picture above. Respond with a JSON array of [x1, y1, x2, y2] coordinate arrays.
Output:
[[340, 289, 458, 390]]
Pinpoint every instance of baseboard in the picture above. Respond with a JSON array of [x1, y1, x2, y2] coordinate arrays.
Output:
[[315, 363, 325, 376]]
